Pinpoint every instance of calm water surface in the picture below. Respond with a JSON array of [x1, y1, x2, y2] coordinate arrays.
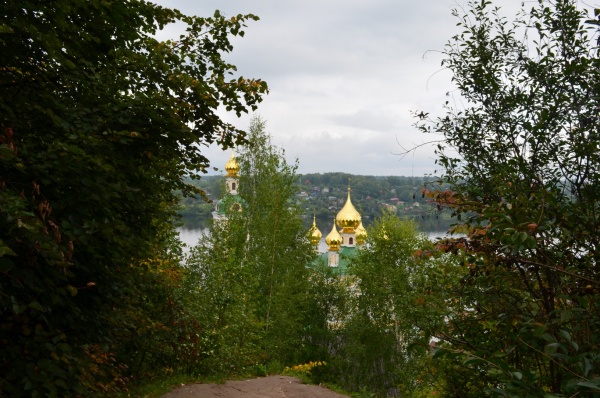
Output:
[[177, 228, 455, 254]]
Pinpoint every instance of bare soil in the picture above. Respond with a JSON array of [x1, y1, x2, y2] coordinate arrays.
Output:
[[161, 375, 349, 398]]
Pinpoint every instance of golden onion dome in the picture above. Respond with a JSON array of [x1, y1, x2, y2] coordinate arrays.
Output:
[[355, 221, 367, 245], [307, 213, 322, 246], [336, 187, 361, 232], [224, 149, 240, 177], [325, 218, 342, 251]]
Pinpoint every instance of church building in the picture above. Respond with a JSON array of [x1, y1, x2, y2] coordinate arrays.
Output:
[[307, 186, 367, 273], [213, 151, 367, 274], [212, 149, 244, 222]]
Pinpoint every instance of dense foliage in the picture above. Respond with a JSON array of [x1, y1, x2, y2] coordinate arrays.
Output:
[[0, 1, 266, 395], [175, 121, 452, 398], [185, 118, 322, 373], [328, 214, 459, 397], [416, 0, 600, 396]]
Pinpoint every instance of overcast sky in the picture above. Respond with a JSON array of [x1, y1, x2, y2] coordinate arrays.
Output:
[[151, 1, 519, 176]]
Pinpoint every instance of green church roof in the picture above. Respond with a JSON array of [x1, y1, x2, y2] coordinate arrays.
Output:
[[314, 246, 358, 276], [217, 194, 246, 215]]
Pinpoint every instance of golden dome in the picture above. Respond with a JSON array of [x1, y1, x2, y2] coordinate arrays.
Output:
[[325, 218, 342, 251], [336, 187, 361, 233], [355, 221, 367, 245], [307, 213, 322, 246], [225, 149, 240, 177]]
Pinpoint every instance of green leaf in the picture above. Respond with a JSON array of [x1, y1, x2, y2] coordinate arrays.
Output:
[[541, 333, 555, 342], [66, 286, 78, 297], [464, 356, 486, 366], [0, 240, 17, 257], [577, 381, 600, 391], [544, 342, 561, 355], [28, 301, 44, 311], [559, 329, 571, 341]]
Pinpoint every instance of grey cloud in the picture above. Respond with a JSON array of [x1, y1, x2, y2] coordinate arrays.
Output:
[[328, 109, 399, 132], [153, 0, 472, 175]]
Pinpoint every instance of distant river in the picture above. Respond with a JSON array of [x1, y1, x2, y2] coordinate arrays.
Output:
[[177, 228, 455, 254], [177, 228, 208, 252]]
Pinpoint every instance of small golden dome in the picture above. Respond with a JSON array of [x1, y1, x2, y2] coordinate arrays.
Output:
[[325, 218, 342, 251], [355, 221, 367, 245], [307, 213, 322, 246], [225, 149, 240, 177], [336, 187, 361, 233]]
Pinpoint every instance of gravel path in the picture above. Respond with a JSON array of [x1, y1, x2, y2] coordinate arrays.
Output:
[[161, 375, 349, 398]]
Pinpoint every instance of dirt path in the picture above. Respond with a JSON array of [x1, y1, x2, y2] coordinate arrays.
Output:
[[161, 375, 349, 398]]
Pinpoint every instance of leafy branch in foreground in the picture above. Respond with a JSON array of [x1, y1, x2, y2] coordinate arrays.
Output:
[[416, 0, 600, 396], [0, 1, 267, 395]]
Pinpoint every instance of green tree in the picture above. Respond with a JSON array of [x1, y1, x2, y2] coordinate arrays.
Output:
[[184, 214, 263, 375], [416, 0, 600, 395], [0, 1, 266, 395], [329, 213, 454, 397], [237, 117, 317, 365], [185, 117, 319, 373]]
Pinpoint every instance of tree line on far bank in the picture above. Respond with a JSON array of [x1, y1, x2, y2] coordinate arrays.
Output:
[[178, 173, 456, 232]]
